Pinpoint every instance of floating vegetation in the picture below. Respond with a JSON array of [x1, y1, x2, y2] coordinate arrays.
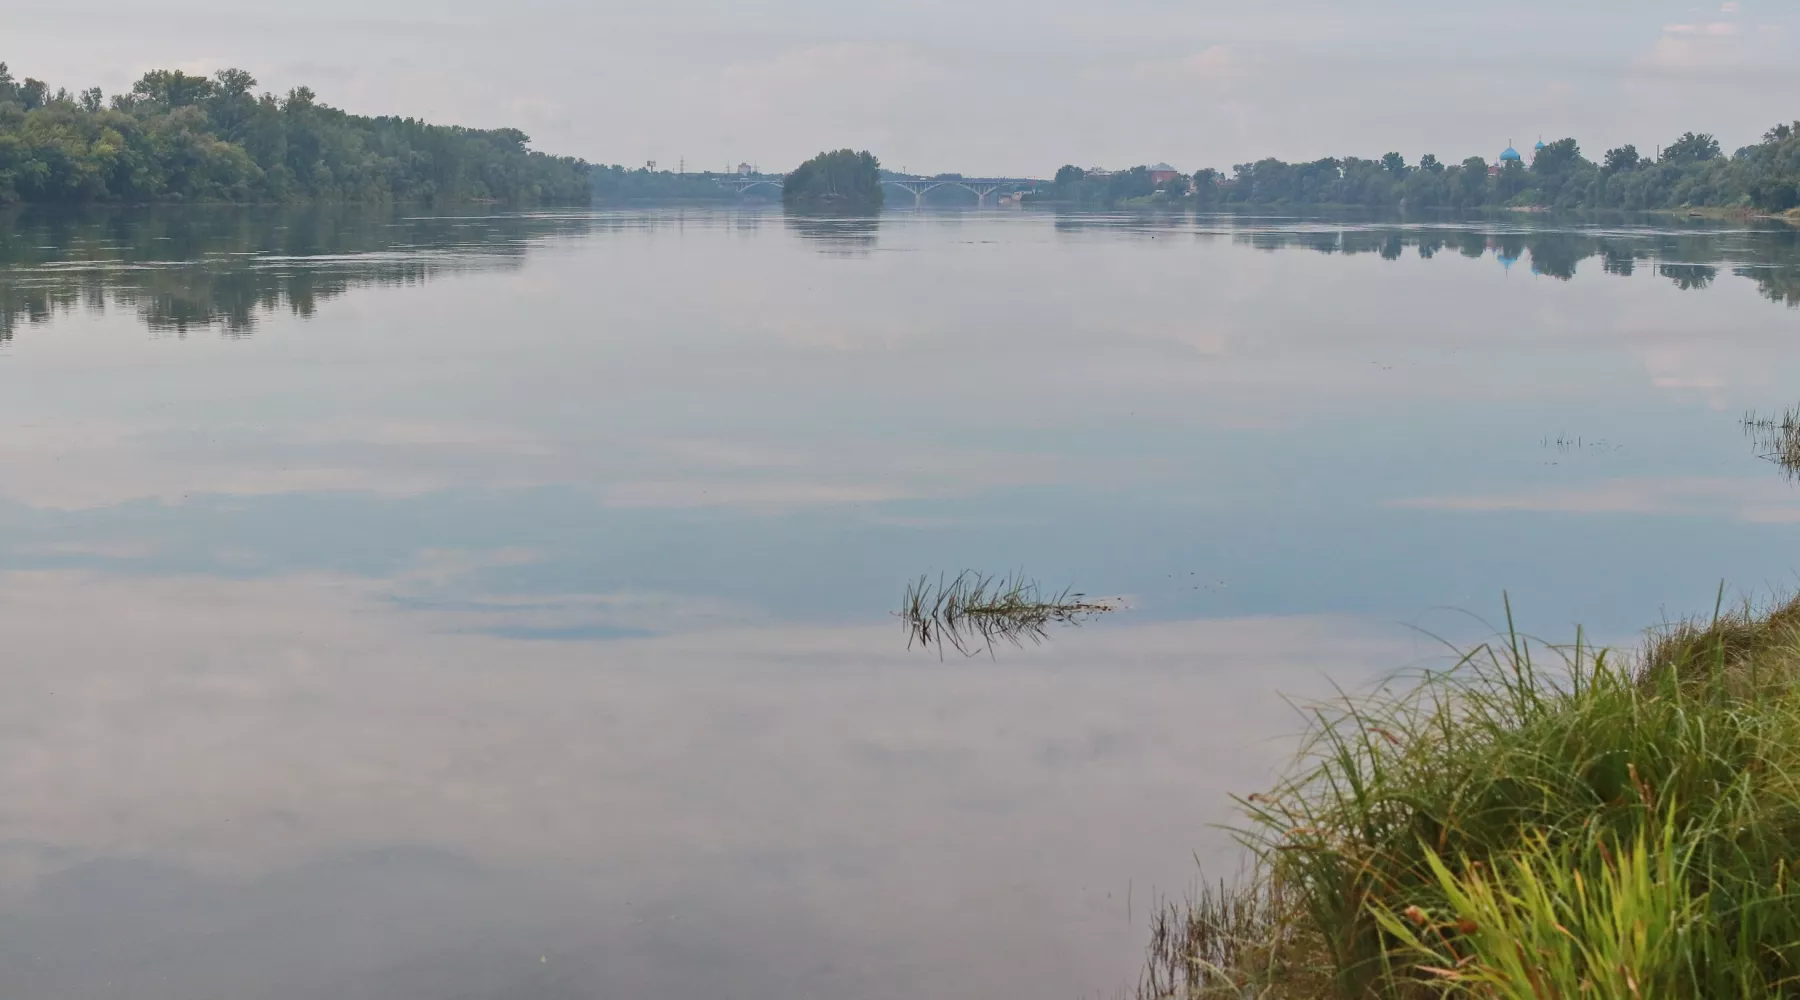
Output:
[[1539, 433, 1621, 457], [899, 571, 1119, 657], [1744, 405, 1800, 479]]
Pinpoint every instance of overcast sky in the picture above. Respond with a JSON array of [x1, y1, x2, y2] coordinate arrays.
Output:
[[4, 0, 1795, 176]]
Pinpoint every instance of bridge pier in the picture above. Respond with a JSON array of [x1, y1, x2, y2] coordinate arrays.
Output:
[[889, 181, 930, 208]]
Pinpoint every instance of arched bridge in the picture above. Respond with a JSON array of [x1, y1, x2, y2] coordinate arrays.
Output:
[[718, 177, 787, 196], [715, 175, 1043, 206], [883, 177, 1041, 206]]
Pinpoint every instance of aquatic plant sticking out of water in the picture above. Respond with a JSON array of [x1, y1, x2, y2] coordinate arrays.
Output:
[[1744, 405, 1800, 480], [899, 571, 1118, 657]]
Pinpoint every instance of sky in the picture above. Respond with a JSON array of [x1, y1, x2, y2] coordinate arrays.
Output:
[[3, 0, 1797, 176]]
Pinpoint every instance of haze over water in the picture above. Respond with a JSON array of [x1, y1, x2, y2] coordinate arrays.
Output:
[[1, 204, 1798, 999]]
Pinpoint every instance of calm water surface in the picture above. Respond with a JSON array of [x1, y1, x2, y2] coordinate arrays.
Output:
[[2, 205, 1799, 998]]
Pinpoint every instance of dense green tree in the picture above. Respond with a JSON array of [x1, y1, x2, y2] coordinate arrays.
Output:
[[1663, 131, 1721, 163], [1603, 144, 1641, 173], [1191, 168, 1223, 207], [127, 70, 215, 109], [783, 149, 884, 210], [1531, 138, 1585, 174], [0, 62, 590, 205], [1457, 157, 1490, 205], [1071, 122, 1800, 215], [1039, 163, 1162, 206]]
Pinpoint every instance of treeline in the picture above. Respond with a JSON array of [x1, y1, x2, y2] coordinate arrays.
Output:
[[1038, 165, 1165, 206], [590, 165, 767, 202], [1044, 125, 1800, 212], [0, 62, 591, 204]]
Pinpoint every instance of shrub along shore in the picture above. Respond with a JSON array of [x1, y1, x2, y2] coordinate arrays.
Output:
[[1144, 595, 1800, 999]]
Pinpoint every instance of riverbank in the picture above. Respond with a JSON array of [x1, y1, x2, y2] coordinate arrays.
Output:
[[1023, 197, 1800, 224], [1145, 594, 1800, 999]]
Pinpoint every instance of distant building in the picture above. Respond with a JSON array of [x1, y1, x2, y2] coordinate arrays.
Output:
[[1085, 167, 1114, 180], [737, 162, 754, 176], [1148, 162, 1182, 185]]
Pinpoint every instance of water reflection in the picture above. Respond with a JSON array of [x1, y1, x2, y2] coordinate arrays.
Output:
[[0, 567, 1408, 1000], [6, 210, 1800, 344], [1229, 224, 1797, 295], [1745, 407, 1800, 482], [1044, 212, 1800, 305], [6, 205, 1800, 998], [0, 206, 599, 338], [783, 212, 881, 256], [1660, 263, 1719, 291]]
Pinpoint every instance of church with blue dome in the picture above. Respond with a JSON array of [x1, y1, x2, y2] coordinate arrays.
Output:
[[1498, 139, 1546, 164]]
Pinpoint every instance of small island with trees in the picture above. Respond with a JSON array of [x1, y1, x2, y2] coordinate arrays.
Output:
[[782, 149, 884, 211]]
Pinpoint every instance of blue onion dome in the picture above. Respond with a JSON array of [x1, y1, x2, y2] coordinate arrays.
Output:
[[1500, 146, 1522, 162], [1535, 139, 1547, 150]]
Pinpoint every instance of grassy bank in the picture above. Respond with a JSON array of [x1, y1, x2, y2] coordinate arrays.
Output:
[[1144, 596, 1800, 998]]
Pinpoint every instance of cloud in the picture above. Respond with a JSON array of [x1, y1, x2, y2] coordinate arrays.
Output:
[[718, 44, 945, 120], [0, 565, 1416, 875], [0, 416, 1130, 515], [1393, 476, 1800, 523], [1134, 44, 1238, 85], [1642, 20, 1745, 72], [0, 565, 1419, 999], [1662, 22, 1738, 36], [1181, 44, 1236, 81]]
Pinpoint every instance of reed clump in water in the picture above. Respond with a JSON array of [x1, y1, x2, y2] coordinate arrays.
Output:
[[900, 571, 1117, 656], [1745, 405, 1800, 480], [1141, 594, 1800, 999]]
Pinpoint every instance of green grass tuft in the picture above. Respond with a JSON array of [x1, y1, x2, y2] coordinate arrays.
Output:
[[1143, 593, 1800, 998]]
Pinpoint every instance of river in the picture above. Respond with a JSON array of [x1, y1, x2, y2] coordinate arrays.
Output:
[[0, 204, 1797, 998]]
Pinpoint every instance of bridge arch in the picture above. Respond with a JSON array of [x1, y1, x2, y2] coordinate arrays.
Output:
[[881, 178, 1035, 207]]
